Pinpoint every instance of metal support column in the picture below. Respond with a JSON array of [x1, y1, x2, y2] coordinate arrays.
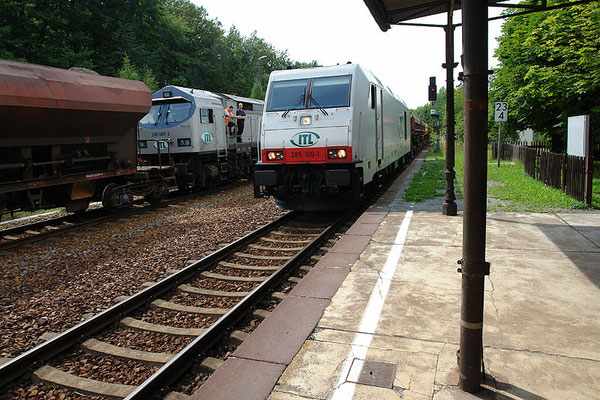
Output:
[[459, 0, 489, 393], [442, 0, 458, 216]]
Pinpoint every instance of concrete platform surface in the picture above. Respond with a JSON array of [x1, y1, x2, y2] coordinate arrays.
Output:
[[267, 164, 600, 399], [191, 156, 600, 400]]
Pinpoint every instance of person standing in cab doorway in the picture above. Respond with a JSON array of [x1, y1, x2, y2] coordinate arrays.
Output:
[[235, 103, 246, 143], [224, 105, 237, 136]]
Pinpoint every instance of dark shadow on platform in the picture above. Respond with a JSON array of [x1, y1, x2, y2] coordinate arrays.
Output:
[[469, 376, 549, 400]]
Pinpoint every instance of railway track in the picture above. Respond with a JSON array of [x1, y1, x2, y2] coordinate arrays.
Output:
[[0, 182, 244, 252], [1, 148, 424, 399], [0, 210, 347, 399]]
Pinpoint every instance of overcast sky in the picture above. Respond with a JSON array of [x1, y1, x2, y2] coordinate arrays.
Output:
[[192, 0, 506, 109]]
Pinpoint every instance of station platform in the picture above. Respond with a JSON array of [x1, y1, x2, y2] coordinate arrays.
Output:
[[191, 158, 600, 400]]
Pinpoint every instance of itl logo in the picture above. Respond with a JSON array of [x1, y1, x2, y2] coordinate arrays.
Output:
[[291, 131, 320, 148]]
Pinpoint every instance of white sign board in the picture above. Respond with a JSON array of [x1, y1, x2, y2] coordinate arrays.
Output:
[[519, 128, 534, 143], [494, 102, 508, 122], [567, 115, 590, 157]]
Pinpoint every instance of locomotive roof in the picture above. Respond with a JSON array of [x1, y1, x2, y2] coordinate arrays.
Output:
[[269, 64, 405, 107], [270, 63, 363, 81], [220, 93, 264, 105], [152, 86, 263, 105], [269, 64, 391, 91]]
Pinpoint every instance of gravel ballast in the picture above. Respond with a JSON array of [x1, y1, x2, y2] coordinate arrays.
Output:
[[0, 182, 284, 358]]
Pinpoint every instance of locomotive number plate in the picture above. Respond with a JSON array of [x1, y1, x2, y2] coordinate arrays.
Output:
[[288, 149, 321, 161]]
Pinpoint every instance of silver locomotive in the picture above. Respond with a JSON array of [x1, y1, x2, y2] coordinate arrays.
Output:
[[138, 86, 263, 190]]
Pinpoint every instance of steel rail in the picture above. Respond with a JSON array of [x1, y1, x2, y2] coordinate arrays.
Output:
[[1, 146, 421, 391], [0, 208, 126, 251], [127, 146, 425, 397], [0, 211, 72, 232], [1, 213, 80, 238], [0, 211, 296, 388], [125, 212, 347, 399], [0, 182, 238, 251]]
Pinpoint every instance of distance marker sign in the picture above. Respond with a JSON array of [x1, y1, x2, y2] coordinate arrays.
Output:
[[495, 102, 508, 122]]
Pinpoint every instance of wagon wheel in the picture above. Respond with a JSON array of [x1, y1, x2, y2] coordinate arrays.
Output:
[[101, 183, 119, 210], [144, 192, 162, 205]]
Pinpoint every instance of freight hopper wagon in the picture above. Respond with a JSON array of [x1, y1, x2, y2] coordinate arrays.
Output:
[[0, 59, 169, 216], [410, 115, 431, 156], [254, 64, 412, 211], [138, 86, 264, 189]]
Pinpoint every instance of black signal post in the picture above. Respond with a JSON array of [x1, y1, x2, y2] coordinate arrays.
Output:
[[442, 0, 458, 216]]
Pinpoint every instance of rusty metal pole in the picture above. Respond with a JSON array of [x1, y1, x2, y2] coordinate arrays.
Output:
[[443, 0, 458, 216], [459, 0, 489, 393]]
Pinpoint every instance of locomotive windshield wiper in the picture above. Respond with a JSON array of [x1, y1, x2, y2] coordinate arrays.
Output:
[[308, 94, 329, 116], [282, 93, 305, 118]]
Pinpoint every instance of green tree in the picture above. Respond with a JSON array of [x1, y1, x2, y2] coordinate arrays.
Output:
[[0, 0, 317, 99], [250, 79, 265, 100], [491, 2, 600, 151], [118, 56, 160, 92], [0, 0, 95, 69], [118, 55, 141, 81], [142, 68, 160, 92], [163, 0, 224, 89]]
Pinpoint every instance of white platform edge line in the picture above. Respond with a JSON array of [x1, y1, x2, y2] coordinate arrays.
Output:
[[331, 210, 413, 399]]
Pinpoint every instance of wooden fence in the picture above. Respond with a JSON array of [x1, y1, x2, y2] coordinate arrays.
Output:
[[593, 139, 600, 159], [491, 141, 592, 205]]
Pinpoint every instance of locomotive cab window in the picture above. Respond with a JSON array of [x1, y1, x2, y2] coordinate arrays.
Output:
[[200, 108, 214, 124], [267, 79, 308, 112], [140, 105, 162, 125], [166, 101, 192, 124], [267, 75, 352, 112], [309, 75, 351, 109]]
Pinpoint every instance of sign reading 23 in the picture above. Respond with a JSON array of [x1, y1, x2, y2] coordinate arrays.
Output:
[[291, 131, 320, 148]]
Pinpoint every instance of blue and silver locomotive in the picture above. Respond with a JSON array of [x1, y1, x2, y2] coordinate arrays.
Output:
[[138, 86, 263, 189]]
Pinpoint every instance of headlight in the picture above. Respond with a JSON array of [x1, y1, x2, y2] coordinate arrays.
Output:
[[328, 148, 348, 159], [300, 116, 312, 126], [266, 151, 284, 161]]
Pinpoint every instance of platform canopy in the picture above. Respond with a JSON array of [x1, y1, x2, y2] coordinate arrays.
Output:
[[363, 0, 508, 30]]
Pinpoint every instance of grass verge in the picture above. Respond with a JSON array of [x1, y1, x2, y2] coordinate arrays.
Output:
[[403, 151, 463, 202], [455, 150, 595, 212], [405, 146, 597, 211]]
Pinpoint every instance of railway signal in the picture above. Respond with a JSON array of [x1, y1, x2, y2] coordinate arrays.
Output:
[[428, 77, 437, 101]]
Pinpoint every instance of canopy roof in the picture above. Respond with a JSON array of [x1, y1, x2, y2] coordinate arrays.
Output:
[[362, 0, 508, 31]]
